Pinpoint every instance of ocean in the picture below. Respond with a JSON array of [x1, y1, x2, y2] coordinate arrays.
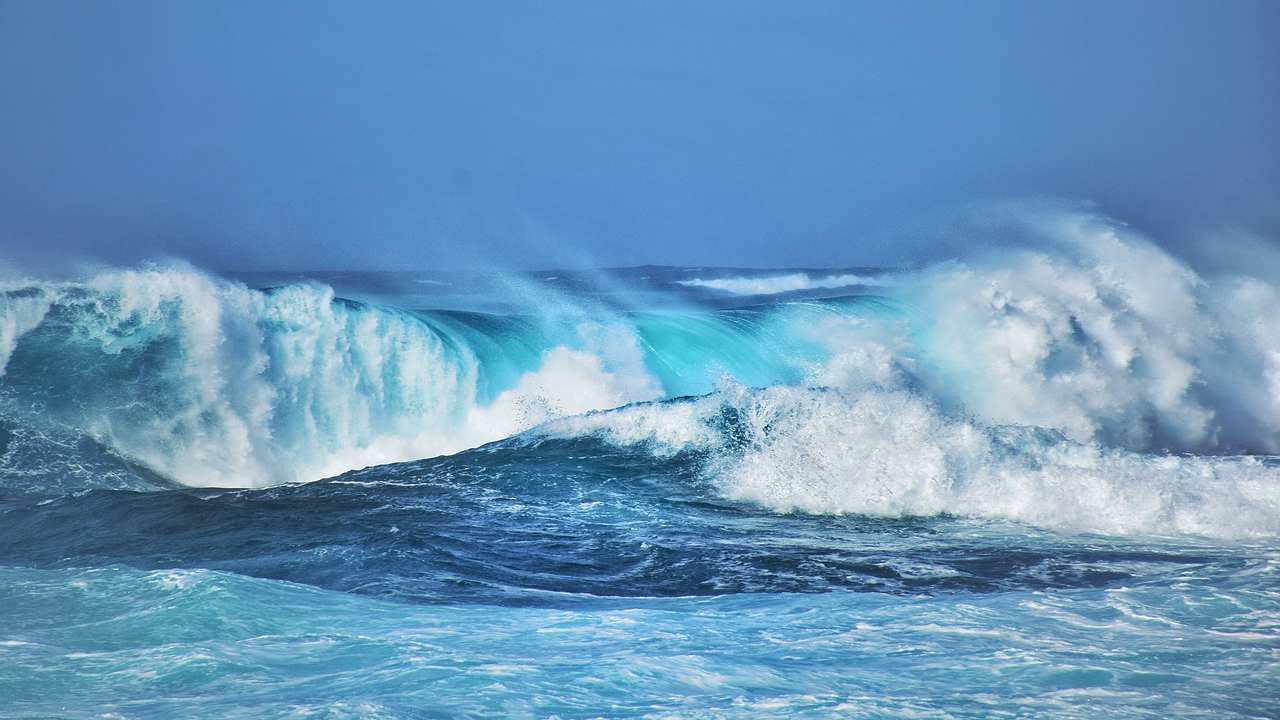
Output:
[[1, 213, 1278, 718]]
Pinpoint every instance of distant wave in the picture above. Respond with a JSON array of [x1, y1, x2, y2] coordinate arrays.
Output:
[[676, 272, 888, 295]]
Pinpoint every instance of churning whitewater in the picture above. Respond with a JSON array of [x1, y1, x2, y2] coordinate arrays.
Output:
[[1, 209, 1278, 718]]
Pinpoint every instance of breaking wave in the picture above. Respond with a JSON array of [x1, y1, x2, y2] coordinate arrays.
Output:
[[533, 383, 1280, 538], [1, 207, 1278, 529], [0, 268, 660, 487]]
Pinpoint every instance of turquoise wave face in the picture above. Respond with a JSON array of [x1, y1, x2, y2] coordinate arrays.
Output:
[[1, 210, 1279, 717]]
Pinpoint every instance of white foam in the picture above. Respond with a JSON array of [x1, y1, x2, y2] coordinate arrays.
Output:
[[880, 210, 1280, 453], [677, 272, 887, 295], [536, 383, 1280, 539], [464, 324, 663, 445], [0, 288, 53, 377]]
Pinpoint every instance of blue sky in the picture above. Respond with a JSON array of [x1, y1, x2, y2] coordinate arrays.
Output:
[[1, 0, 1276, 270]]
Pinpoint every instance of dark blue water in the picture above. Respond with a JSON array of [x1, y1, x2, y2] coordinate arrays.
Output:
[[2, 431, 1276, 718]]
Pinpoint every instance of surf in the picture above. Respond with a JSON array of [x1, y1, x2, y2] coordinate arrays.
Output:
[[1, 208, 1278, 505]]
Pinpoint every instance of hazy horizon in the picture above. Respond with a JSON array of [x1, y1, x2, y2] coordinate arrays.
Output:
[[2, 0, 1277, 273]]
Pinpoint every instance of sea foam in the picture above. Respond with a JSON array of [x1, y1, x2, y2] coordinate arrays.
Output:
[[534, 384, 1280, 538]]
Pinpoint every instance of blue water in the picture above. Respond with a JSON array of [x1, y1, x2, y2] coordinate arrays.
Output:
[[2, 215, 1279, 717]]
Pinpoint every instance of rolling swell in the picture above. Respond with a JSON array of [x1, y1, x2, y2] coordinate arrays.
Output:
[[0, 430, 1245, 605]]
